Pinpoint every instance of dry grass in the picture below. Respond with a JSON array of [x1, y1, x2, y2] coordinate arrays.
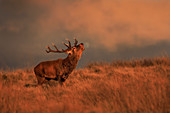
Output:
[[0, 57, 170, 113]]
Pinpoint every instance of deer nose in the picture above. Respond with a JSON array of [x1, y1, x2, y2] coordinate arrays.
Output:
[[80, 43, 85, 50]]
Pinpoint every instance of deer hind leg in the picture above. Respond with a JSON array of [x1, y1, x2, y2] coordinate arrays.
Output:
[[35, 74, 46, 85], [34, 72, 47, 85], [34, 69, 48, 85]]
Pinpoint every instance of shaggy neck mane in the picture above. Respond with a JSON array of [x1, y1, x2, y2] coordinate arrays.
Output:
[[62, 54, 81, 73]]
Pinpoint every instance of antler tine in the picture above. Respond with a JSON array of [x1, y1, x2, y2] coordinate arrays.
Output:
[[46, 43, 68, 53], [63, 39, 71, 48], [52, 43, 59, 51], [66, 39, 71, 47], [46, 45, 58, 53], [74, 38, 78, 47], [46, 46, 50, 53], [63, 42, 70, 48]]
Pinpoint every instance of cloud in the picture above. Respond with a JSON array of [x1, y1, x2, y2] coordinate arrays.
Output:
[[1, 0, 170, 51], [35, 0, 170, 50]]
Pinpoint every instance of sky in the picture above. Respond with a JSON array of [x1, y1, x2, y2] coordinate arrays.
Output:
[[0, 0, 170, 69]]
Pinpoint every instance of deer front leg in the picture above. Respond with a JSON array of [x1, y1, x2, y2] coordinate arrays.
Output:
[[58, 76, 67, 86]]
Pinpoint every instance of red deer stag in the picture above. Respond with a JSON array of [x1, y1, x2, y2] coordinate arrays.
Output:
[[34, 39, 85, 85]]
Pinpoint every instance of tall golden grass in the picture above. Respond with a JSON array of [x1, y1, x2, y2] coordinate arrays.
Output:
[[0, 57, 169, 113]]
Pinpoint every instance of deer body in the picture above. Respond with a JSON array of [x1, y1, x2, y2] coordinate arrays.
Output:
[[34, 39, 84, 85]]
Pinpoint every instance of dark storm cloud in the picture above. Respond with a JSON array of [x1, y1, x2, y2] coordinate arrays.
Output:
[[0, 0, 170, 69]]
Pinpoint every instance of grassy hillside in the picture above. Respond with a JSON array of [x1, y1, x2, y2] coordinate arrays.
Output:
[[0, 57, 169, 113]]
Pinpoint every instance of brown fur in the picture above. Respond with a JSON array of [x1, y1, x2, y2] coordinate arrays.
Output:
[[34, 42, 85, 85]]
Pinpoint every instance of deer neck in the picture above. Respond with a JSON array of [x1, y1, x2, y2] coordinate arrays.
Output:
[[63, 54, 82, 72]]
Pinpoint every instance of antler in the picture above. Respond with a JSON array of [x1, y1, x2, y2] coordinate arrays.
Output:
[[46, 39, 78, 53], [74, 38, 78, 47], [63, 39, 71, 49], [46, 42, 70, 53]]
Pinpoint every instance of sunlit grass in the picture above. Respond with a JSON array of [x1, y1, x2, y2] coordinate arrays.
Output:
[[0, 57, 169, 113]]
